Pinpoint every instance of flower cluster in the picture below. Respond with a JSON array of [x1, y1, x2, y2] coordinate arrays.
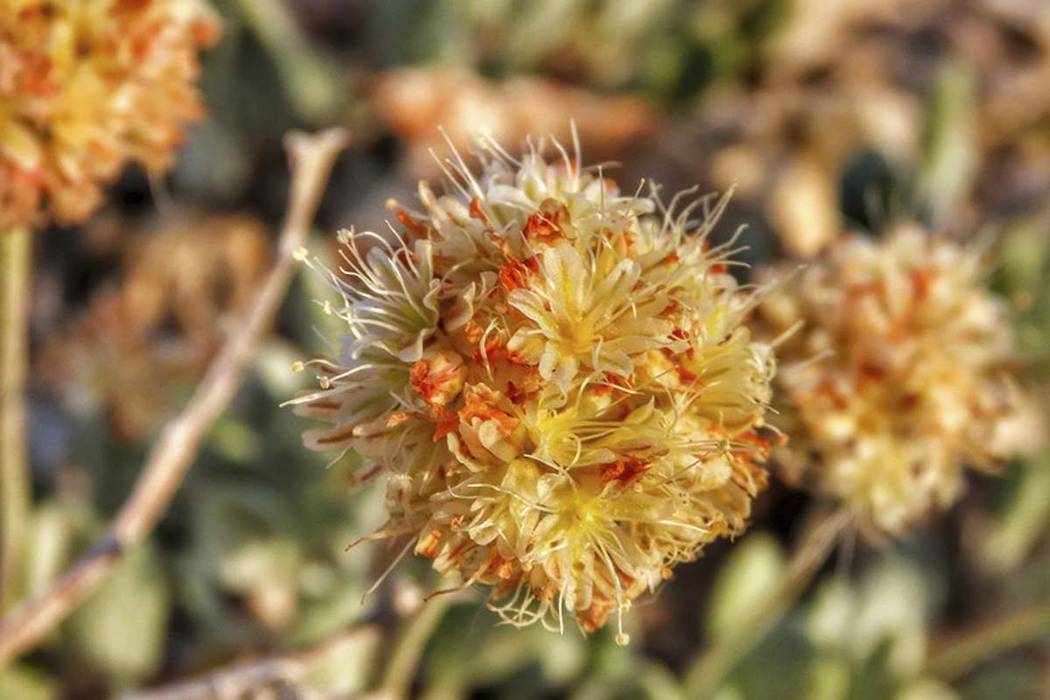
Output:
[[756, 225, 1040, 535], [0, 0, 218, 229], [293, 137, 777, 639], [39, 211, 270, 439]]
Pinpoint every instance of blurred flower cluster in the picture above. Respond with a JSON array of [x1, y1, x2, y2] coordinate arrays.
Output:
[[0, 0, 217, 228], [758, 225, 1041, 534], [38, 213, 269, 439]]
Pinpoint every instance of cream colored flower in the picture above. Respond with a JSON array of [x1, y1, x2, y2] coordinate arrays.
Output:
[[292, 135, 777, 640], [0, 0, 218, 228], [756, 224, 1041, 535]]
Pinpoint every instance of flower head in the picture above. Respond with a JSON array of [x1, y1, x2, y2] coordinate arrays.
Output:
[[756, 225, 1041, 535], [292, 135, 777, 640], [0, 0, 218, 229]]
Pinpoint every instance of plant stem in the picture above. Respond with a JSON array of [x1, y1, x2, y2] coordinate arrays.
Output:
[[684, 508, 850, 699], [926, 599, 1050, 681], [118, 624, 382, 700], [379, 594, 455, 699], [0, 225, 31, 612]]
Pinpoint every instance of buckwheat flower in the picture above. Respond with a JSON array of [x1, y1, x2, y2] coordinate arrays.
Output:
[[291, 135, 778, 640], [756, 224, 1042, 535], [0, 0, 218, 229]]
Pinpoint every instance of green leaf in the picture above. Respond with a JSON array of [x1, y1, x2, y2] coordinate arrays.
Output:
[[232, 0, 344, 123], [716, 625, 818, 700], [67, 543, 170, 685], [23, 501, 76, 598], [896, 679, 961, 700], [424, 604, 588, 696], [182, 484, 302, 633], [299, 627, 382, 696], [994, 223, 1050, 298], [805, 576, 857, 651], [850, 559, 931, 677], [0, 665, 56, 700], [705, 533, 787, 640], [207, 415, 262, 464], [978, 457, 1050, 573], [808, 656, 851, 700], [958, 657, 1040, 700], [918, 63, 976, 224], [711, 687, 747, 700], [286, 569, 368, 646]]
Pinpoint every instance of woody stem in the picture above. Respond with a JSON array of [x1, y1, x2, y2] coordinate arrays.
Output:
[[0, 225, 31, 612]]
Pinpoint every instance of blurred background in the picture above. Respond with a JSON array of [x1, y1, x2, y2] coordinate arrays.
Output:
[[4, 0, 1050, 698]]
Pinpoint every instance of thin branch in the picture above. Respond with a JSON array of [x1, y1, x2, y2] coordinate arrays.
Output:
[[378, 595, 457, 698], [926, 598, 1050, 681], [0, 129, 348, 665], [120, 590, 462, 700], [0, 225, 31, 612], [118, 625, 381, 700], [684, 508, 850, 699]]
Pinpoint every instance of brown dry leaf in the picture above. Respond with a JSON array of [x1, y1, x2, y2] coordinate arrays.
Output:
[[373, 66, 658, 175], [766, 155, 839, 257], [767, 0, 944, 79]]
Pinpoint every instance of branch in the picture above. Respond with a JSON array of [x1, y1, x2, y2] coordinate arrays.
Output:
[[0, 129, 347, 665], [926, 598, 1050, 681], [378, 593, 457, 698], [120, 588, 462, 700], [118, 625, 380, 700]]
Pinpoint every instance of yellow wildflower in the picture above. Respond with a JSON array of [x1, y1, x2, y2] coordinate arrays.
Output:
[[292, 135, 778, 640], [756, 224, 1042, 535]]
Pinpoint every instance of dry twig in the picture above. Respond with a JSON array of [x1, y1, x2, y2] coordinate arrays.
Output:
[[119, 591, 463, 700], [926, 597, 1050, 681], [0, 129, 347, 665], [118, 625, 381, 700]]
